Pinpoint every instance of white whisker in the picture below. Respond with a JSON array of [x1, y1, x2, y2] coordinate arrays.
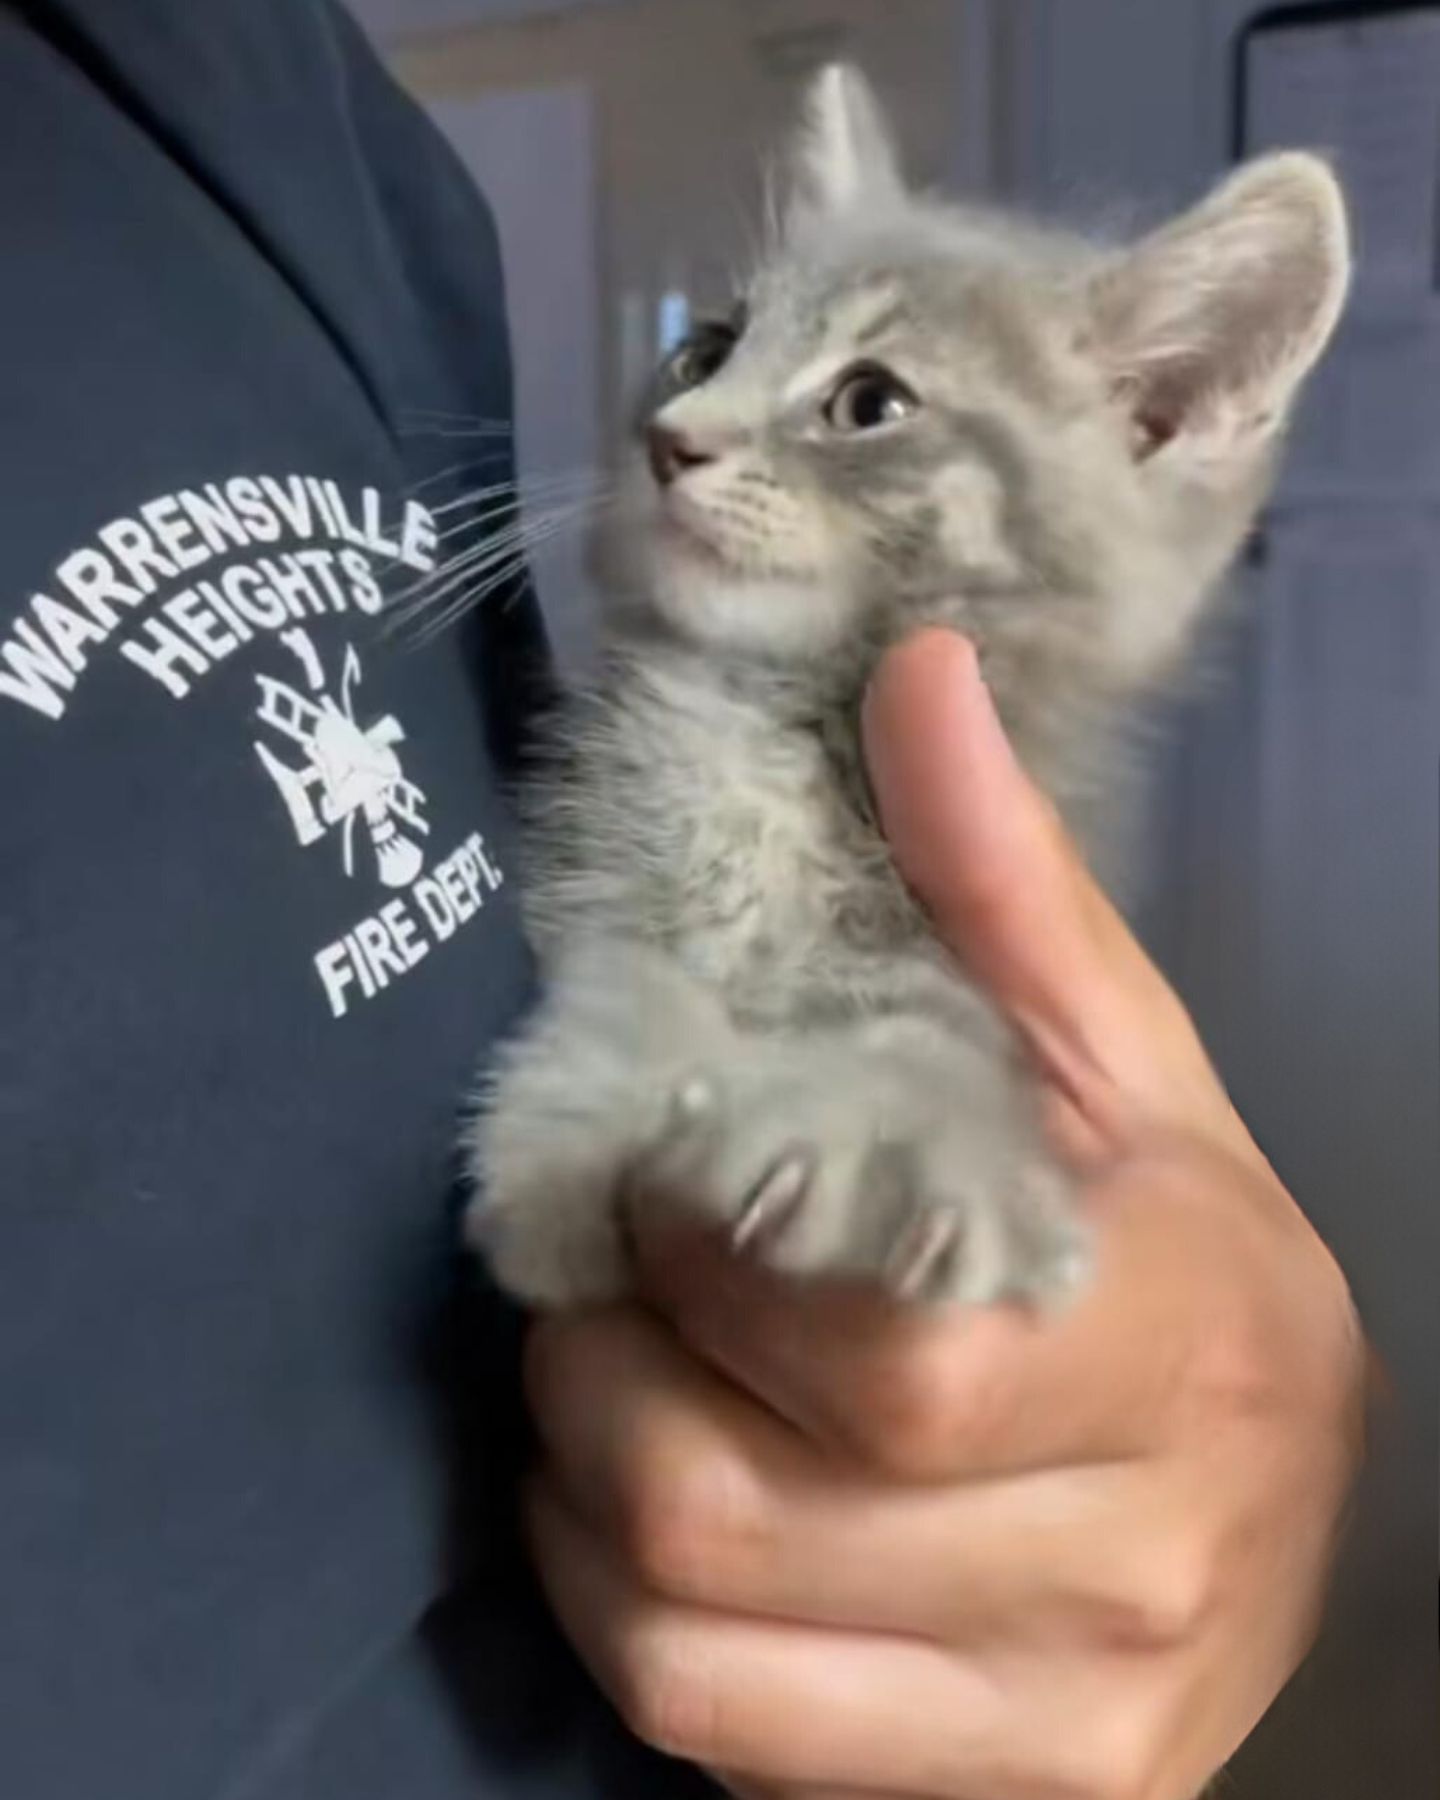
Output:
[[397, 420, 517, 441], [430, 496, 526, 548], [396, 406, 512, 431], [406, 476, 600, 574], [393, 490, 607, 642], [403, 452, 517, 497], [422, 493, 598, 593], [427, 467, 598, 519], [392, 502, 596, 620]]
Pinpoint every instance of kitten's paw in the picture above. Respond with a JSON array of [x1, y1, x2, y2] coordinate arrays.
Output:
[[465, 1061, 652, 1309], [465, 941, 737, 1309], [466, 1152, 631, 1310], [641, 1065, 1089, 1310]]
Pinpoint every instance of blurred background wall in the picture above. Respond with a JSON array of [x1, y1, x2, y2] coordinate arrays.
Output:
[[349, 3, 1437, 1793]]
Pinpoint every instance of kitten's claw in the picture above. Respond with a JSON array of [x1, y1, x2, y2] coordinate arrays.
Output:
[[621, 1057, 1086, 1311], [731, 1151, 813, 1254], [886, 1209, 961, 1302]]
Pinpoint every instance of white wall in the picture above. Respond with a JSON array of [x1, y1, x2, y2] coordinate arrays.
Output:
[[394, 0, 980, 432]]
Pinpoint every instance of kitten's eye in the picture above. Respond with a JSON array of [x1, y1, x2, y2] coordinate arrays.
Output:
[[660, 322, 739, 396], [825, 363, 920, 433]]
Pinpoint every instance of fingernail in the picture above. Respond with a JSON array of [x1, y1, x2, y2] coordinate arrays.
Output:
[[862, 627, 979, 724], [957, 655, 1022, 780]]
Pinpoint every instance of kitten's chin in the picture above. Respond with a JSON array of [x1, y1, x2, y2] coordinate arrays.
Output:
[[644, 545, 857, 663]]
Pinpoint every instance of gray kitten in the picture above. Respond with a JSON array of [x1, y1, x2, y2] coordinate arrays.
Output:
[[466, 66, 1350, 1310]]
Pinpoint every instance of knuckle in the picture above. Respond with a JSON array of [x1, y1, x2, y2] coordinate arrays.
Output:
[[618, 1436, 760, 1602], [612, 1617, 721, 1761], [1186, 1301, 1282, 1421], [1191, 1240, 1367, 1475], [848, 1335, 974, 1480], [1087, 1534, 1221, 1651], [1147, 1148, 1359, 1430]]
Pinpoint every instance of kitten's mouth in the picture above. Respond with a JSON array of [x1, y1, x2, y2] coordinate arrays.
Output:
[[653, 491, 814, 586], [655, 497, 734, 571]]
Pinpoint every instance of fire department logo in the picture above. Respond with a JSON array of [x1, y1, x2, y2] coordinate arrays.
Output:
[[253, 628, 430, 890]]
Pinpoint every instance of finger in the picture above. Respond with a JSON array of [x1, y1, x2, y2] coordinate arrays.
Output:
[[636, 1139, 1320, 1481], [526, 1308, 1205, 1643], [862, 630, 1229, 1141], [527, 1480, 1045, 1797]]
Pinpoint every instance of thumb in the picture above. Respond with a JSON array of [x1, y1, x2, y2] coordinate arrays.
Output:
[[862, 629, 1225, 1140]]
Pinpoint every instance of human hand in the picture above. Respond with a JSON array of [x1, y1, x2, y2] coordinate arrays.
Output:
[[524, 630, 1366, 1800]]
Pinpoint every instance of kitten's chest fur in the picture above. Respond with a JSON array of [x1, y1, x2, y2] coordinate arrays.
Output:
[[530, 650, 934, 1027]]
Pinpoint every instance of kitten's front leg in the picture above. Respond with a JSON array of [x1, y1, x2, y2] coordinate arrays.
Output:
[[466, 939, 736, 1307]]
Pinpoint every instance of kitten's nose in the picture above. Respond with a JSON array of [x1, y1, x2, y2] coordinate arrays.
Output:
[[647, 424, 714, 489]]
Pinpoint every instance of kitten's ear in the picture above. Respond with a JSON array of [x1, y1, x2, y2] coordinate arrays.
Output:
[[790, 64, 905, 217], [1089, 153, 1350, 471]]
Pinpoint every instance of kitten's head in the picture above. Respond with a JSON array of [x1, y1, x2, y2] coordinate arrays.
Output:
[[609, 65, 1348, 726]]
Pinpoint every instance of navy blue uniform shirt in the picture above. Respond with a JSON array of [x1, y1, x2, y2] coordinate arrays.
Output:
[[0, 3, 707, 1795]]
